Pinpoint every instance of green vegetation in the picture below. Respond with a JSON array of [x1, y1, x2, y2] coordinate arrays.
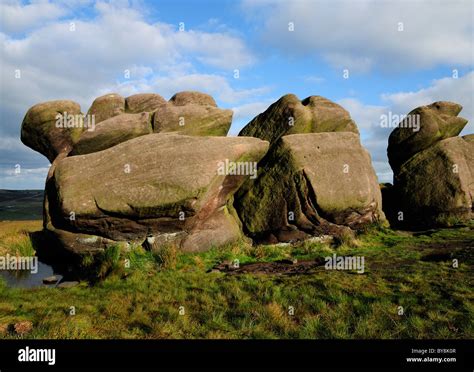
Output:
[[0, 220, 40, 257], [0, 220, 473, 339]]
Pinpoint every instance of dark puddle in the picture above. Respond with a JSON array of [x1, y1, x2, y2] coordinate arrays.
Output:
[[1, 231, 81, 289], [0, 260, 62, 289]]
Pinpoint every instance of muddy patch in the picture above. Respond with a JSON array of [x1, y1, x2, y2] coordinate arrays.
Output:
[[208, 258, 325, 275]]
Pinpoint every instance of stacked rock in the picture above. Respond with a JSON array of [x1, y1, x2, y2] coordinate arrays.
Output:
[[21, 92, 268, 256], [20, 91, 385, 261], [235, 94, 385, 243], [386, 102, 473, 227]]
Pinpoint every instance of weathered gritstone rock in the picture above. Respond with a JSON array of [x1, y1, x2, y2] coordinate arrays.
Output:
[[388, 101, 468, 173], [71, 91, 230, 155], [71, 112, 153, 155], [235, 132, 384, 243], [463, 133, 474, 144], [169, 91, 217, 107], [386, 101, 473, 228], [20, 91, 387, 264], [45, 133, 269, 254], [239, 94, 359, 145], [394, 136, 474, 226], [125, 93, 167, 113], [86, 93, 125, 124], [21, 100, 85, 162], [152, 91, 232, 136], [19, 91, 245, 261]]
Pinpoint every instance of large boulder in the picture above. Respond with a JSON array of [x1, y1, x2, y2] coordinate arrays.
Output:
[[45, 133, 269, 254], [386, 101, 473, 228], [153, 91, 232, 136], [235, 132, 384, 243], [239, 94, 359, 145], [71, 113, 152, 155], [388, 101, 468, 173], [393, 136, 473, 226], [86, 93, 125, 124], [21, 100, 85, 162], [125, 93, 166, 113]]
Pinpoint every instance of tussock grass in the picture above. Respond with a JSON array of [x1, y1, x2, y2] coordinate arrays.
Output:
[[0, 220, 41, 257]]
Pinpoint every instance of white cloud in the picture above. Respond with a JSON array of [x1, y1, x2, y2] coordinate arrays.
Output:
[[143, 74, 269, 104], [0, 1, 264, 189], [242, 0, 474, 72], [0, 166, 50, 189], [232, 101, 273, 122], [2, 166, 50, 177], [1, 1, 257, 115], [337, 98, 386, 131], [229, 100, 275, 135], [0, 0, 67, 33]]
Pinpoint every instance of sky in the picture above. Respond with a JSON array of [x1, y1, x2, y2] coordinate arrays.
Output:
[[0, 0, 473, 189]]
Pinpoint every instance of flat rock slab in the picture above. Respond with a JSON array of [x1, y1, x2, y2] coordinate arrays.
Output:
[[42, 275, 60, 284], [57, 281, 80, 288]]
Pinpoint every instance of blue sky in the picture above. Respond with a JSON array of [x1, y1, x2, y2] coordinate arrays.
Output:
[[1, 0, 473, 189]]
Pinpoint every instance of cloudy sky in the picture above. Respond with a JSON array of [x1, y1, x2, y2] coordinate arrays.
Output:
[[1, 0, 473, 189]]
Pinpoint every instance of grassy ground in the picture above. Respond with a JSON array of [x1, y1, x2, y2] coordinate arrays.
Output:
[[0, 220, 472, 339]]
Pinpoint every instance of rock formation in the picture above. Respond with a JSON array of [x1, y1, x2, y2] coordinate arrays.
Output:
[[239, 94, 359, 145], [71, 112, 152, 155], [46, 133, 268, 254], [388, 101, 468, 174], [21, 91, 266, 258], [87, 93, 126, 124], [21, 100, 85, 162], [235, 94, 384, 243], [386, 101, 473, 227], [21, 92, 386, 261]]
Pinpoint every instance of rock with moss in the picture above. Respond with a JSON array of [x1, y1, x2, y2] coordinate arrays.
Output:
[[238, 94, 359, 145], [170, 91, 217, 107], [67, 90, 229, 156], [235, 132, 384, 243], [153, 91, 232, 136], [463, 133, 474, 144], [125, 93, 166, 113], [388, 101, 468, 173], [21, 100, 85, 162], [71, 112, 153, 155], [393, 136, 473, 227], [86, 93, 125, 124], [44, 133, 269, 254], [386, 101, 473, 228]]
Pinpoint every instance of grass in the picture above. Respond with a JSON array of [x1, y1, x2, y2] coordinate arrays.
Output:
[[0, 220, 41, 257], [0, 220, 472, 339]]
